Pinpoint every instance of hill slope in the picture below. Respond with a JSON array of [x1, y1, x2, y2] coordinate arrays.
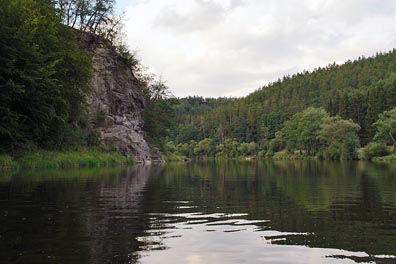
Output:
[[170, 50, 396, 147]]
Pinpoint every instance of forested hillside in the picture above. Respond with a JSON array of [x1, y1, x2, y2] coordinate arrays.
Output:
[[166, 51, 396, 160]]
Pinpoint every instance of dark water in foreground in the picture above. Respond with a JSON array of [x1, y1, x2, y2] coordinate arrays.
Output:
[[1, 161, 396, 264]]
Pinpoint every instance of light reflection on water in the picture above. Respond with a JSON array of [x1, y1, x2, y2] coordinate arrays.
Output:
[[1, 161, 396, 263], [140, 203, 393, 264], [135, 209, 374, 264]]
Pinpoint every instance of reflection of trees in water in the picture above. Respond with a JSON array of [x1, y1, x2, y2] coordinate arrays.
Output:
[[0, 165, 163, 264], [146, 161, 396, 257], [2, 162, 396, 262], [269, 161, 396, 257]]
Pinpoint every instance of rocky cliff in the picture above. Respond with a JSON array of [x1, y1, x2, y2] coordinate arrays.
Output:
[[77, 33, 161, 163]]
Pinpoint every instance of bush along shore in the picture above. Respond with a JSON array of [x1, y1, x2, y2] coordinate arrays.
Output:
[[160, 151, 396, 163], [0, 149, 134, 170]]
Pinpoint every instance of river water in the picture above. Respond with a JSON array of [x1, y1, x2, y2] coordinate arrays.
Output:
[[1, 161, 396, 263]]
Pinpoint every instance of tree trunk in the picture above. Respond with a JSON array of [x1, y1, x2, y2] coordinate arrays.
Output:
[[389, 131, 396, 146]]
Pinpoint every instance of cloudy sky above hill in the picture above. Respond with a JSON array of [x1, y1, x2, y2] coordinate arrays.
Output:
[[117, 0, 396, 97]]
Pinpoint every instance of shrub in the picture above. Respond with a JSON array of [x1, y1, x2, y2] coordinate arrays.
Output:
[[361, 142, 390, 159], [258, 150, 267, 158], [323, 141, 342, 160], [372, 154, 396, 163], [0, 155, 17, 169]]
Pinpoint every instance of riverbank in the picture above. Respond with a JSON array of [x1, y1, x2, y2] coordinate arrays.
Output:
[[0, 149, 134, 170], [372, 154, 396, 163], [162, 150, 396, 163], [161, 152, 190, 162]]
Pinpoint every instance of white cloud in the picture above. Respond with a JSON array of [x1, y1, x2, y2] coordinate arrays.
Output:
[[123, 0, 396, 97]]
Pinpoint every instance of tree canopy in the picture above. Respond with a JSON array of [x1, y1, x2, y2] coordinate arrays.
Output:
[[0, 0, 91, 153], [373, 108, 396, 146]]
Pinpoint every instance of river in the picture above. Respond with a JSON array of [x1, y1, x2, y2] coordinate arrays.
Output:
[[1, 161, 395, 263]]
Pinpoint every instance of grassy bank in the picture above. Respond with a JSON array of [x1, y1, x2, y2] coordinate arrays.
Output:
[[0, 155, 18, 169], [271, 151, 315, 160], [270, 151, 396, 162], [372, 154, 396, 163], [173, 152, 395, 163], [0, 149, 134, 170], [161, 152, 189, 162]]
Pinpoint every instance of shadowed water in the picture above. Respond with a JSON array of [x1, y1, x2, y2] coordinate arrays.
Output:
[[0, 161, 396, 263]]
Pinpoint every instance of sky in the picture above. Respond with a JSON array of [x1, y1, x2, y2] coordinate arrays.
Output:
[[116, 0, 396, 98]]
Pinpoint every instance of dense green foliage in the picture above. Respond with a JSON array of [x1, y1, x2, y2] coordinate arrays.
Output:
[[373, 108, 396, 146], [279, 107, 330, 155], [165, 51, 396, 160], [318, 116, 361, 160], [269, 107, 361, 159], [170, 97, 234, 144], [165, 108, 361, 160], [0, 0, 93, 154], [143, 94, 235, 149], [360, 142, 391, 160], [143, 81, 178, 147]]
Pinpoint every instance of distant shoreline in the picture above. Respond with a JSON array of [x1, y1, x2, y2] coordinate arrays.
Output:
[[162, 151, 396, 164]]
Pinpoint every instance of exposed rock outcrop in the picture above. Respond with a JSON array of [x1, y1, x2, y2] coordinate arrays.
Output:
[[77, 33, 161, 163]]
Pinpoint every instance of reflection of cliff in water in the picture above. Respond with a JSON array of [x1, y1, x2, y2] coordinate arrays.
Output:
[[83, 165, 162, 264], [0, 165, 163, 264]]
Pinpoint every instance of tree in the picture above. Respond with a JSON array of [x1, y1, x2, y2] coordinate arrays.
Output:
[[0, 0, 91, 153], [361, 142, 390, 159], [373, 108, 396, 147], [143, 81, 177, 148], [194, 138, 214, 157], [281, 107, 329, 154], [52, 0, 116, 36], [223, 138, 240, 157], [318, 116, 361, 159], [269, 131, 286, 153]]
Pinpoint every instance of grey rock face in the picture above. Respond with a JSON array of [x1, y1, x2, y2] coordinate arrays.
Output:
[[78, 33, 161, 163]]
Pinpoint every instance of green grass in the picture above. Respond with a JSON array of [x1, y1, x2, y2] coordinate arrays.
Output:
[[372, 154, 396, 163], [161, 152, 189, 162], [212, 155, 257, 161], [0, 155, 18, 169], [0, 149, 134, 170], [272, 151, 313, 160]]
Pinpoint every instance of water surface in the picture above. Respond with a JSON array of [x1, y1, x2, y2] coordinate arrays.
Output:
[[1, 161, 396, 263]]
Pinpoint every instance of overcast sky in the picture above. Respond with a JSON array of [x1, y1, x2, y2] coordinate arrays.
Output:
[[117, 0, 396, 98]]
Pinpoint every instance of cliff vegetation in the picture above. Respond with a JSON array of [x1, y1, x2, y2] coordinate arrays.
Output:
[[0, 0, 168, 166]]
